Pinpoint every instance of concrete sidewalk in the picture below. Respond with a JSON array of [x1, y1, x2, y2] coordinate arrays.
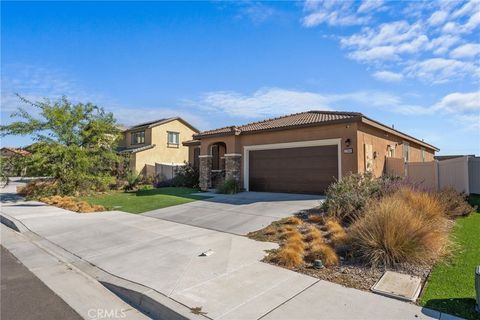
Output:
[[0, 184, 454, 320]]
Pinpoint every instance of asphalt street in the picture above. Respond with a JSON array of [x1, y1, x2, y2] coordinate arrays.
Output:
[[1, 246, 83, 320]]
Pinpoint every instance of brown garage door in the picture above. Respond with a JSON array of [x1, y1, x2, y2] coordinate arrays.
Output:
[[248, 145, 338, 194]]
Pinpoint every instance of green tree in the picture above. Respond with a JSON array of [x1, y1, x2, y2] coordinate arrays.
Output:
[[0, 95, 121, 195]]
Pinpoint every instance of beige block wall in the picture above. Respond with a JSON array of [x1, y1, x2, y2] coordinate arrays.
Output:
[[129, 120, 197, 175], [356, 122, 435, 177]]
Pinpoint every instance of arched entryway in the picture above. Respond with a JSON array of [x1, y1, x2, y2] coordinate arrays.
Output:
[[209, 142, 226, 188]]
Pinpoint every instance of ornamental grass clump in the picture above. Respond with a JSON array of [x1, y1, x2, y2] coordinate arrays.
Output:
[[303, 225, 323, 243], [280, 228, 303, 243], [40, 196, 105, 213], [325, 218, 348, 245], [273, 247, 304, 268], [307, 214, 324, 224], [349, 190, 451, 267], [306, 242, 339, 266], [434, 188, 475, 218], [285, 216, 303, 225]]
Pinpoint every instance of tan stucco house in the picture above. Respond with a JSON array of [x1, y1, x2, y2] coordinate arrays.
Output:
[[118, 117, 199, 177], [183, 111, 438, 194]]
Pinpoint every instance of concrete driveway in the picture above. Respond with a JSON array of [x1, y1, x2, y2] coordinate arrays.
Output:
[[142, 191, 324, 235]]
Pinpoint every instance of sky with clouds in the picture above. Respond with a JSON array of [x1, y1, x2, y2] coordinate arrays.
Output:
[[1, 1, 479, 155]]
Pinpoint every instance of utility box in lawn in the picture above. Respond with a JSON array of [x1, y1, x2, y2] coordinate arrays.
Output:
[[476, 266, 480, 312]]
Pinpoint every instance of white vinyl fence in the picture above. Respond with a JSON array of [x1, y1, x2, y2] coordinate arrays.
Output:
[[385, 156, 480, 194]]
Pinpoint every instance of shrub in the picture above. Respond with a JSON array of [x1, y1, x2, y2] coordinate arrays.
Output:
[[434, 188, 475, 218], [271, 247, 304, 268], [306, 242, 339, 266], [323, 172, 384, 224], [216, 178, 240, 194], [172, 162, 199, 188], [349, 191, 451, 267]]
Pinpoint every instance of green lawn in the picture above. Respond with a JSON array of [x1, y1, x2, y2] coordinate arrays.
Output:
[[420, 195, 480, 320], [84, 187, 207, 214]]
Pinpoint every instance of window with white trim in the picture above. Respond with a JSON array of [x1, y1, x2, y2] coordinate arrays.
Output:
[[421, 147, 426, 162], [167, 132, 179, 147], [131, 131, 145, 145]]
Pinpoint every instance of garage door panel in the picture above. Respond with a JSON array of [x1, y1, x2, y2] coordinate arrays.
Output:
[[249, 145, 338, 194]]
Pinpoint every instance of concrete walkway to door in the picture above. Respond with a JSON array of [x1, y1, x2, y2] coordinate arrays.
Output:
[[142, 191, 324, 235]]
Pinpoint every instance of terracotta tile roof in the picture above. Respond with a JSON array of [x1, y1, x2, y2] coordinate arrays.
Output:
[[0, 147, 32, 157], [195, 111, 362, 138], [182, 139, 201, 146]]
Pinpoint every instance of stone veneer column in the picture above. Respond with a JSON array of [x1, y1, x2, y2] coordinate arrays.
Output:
[[224, 154, 242, 184], [199, 155, 212, 191]]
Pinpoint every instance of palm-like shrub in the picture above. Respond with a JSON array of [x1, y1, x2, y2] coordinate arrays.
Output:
[[124, 170, 143, 191]]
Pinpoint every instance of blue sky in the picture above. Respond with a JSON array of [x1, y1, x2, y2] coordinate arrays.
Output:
[[1, 1, 479, 155]]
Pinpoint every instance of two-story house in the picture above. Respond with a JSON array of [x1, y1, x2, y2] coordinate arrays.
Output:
[[118, 118, 199, 177]]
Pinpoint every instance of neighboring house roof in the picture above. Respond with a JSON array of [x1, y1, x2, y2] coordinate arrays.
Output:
[[123, 117, 199, 133], [193, 110, 439, 151], [182, 139, 201, 146], [0, 147, 32, 157], [117, 144, 156, 154], [435, 155, 475, 161]]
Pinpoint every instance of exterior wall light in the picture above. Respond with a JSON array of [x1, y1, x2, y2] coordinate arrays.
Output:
[[345, 138, 351, 147]]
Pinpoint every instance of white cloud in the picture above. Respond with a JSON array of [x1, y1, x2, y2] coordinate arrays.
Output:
[[373, 70, 404, 82], [428, 35, 461, 55], [443, 10, 480, 34], [427, 10, 449, 26], [236, 2, 276, 24], [193, 87, 480, 129], [348, 46, 398, 62], [308, 0, 480, 84], [194, 87, 432, 117], [196, 88, 331, 118], [302, 0, 371, 27], [450, 43, 480, 58], [357, 0, 385, 14], [341, 21, 429, 62], [405, 58, 478, 83], [432, 91, 480, 113]]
